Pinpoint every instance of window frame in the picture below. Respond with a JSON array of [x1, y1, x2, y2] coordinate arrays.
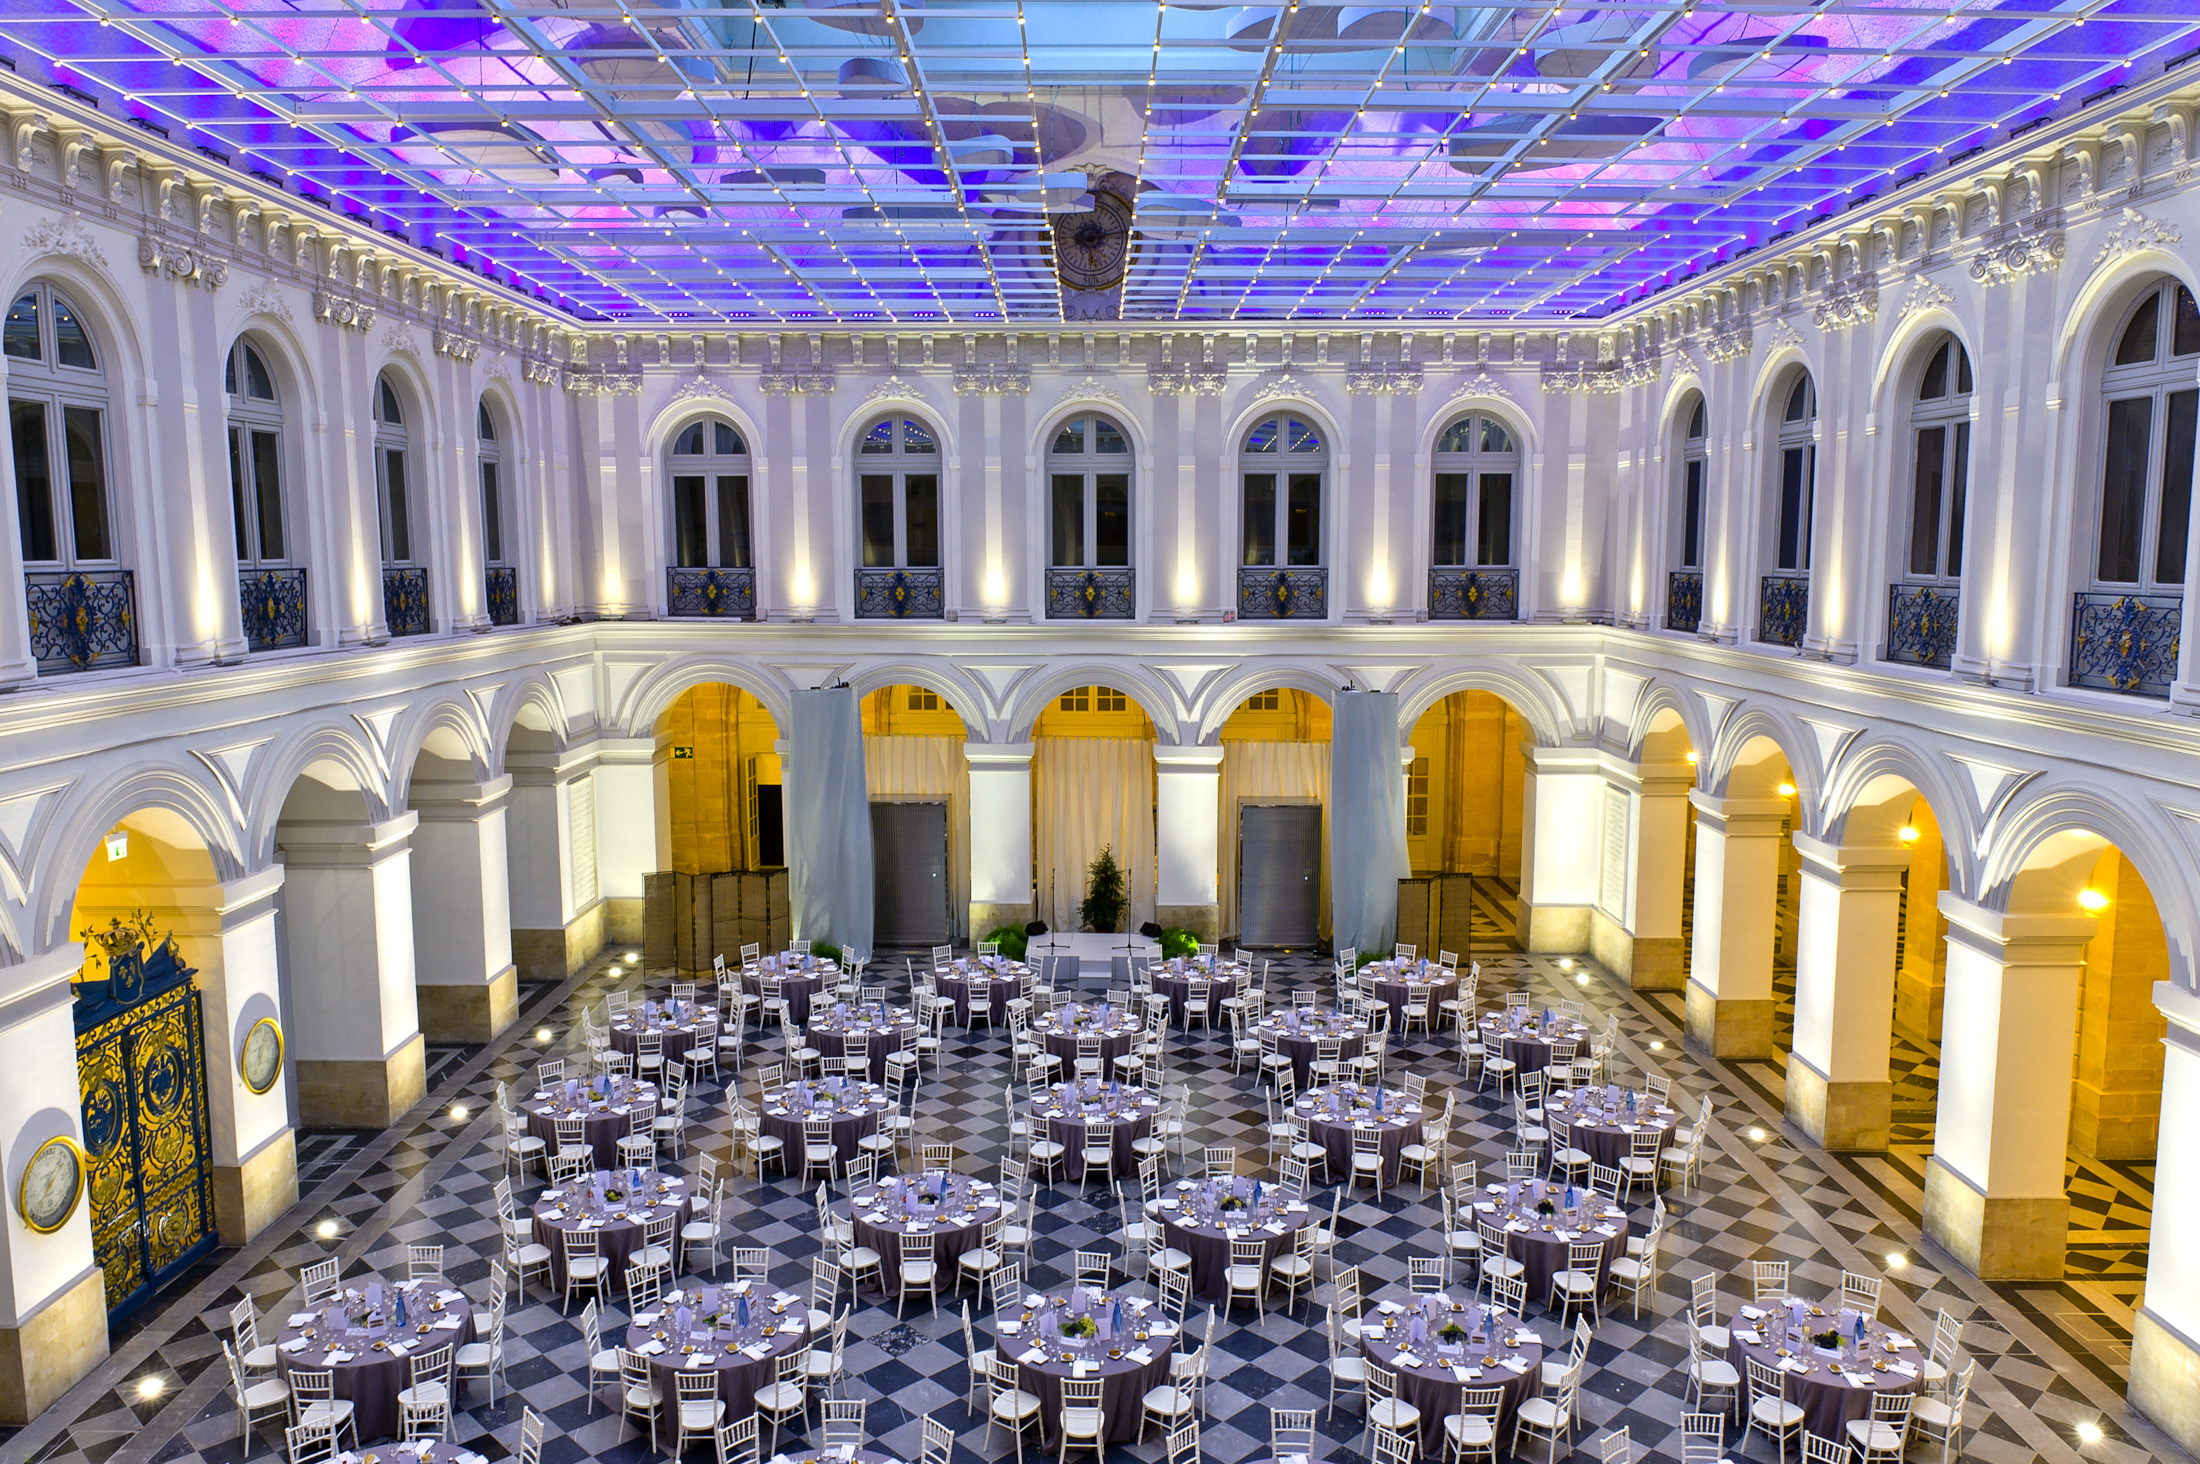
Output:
[[1673, 394, 1708, 572], [667, 414, 753, 570], [854, 413, 942, 570], [1905, 337, 1973, 585], [1771, 372, 1818, 574], [478, 398, 510, 568], [1045, 413, 1133, 570], [225, 338, 290, 567], [372, 372, 417, 567], [1429, 411, 1519, 570], [6, 282, 119, 569], [1237, 413, 1327, 569], [2092, 280, 2200, 592]]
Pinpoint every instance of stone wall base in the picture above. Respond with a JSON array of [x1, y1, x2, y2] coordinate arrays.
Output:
[[1785, 1052, 1891, 1151], [2131, 1308, 2200, 1457], [0, 1267, 107, 1424], [1156, 904, 1220, 944], [1922, 1156, 2068, 1279], [1589, 908, 1683, 990], [416, 966, 519, 1044], [1518, 899, 1590, 954], [513, 897, 608, 980], [298, 1034, 427, 1129], [1683, 980, 1775, 1059], [213, 1127, 300, 1246]]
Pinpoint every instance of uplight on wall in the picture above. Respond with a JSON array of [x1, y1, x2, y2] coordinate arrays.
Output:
[[1898, 825, 1920, 845], [2078, 888, 2110, 914], [1685, 751, 1698, 765], [1777, 781, 1796, 798]]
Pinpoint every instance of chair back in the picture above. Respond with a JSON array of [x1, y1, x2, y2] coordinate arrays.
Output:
[[676, 1369, 720, 1407], [1752, 1259, 1789, 1300], [1801, 1439, 1846, 1464], [717, 1413, 761, 1464], [1677, 1413, 1723, 1464], [1490, 1272, 1526, 1317], [1269, 1408, 1317, 1460], [1407, 1257, 1444, 1293]]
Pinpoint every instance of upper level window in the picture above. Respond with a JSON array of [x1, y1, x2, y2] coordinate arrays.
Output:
[[1048, 414, 1130, 569], [857, 415, 939, 568], [373, 373, 416, 565], [1240, 415, 1325, 567], [2095, 280, 2200, 589], [225, 339, 287, 566], [1674, 395, 1707, 571], [1773, 373, 1817, 573], [6, 283, 115, 566], [1906, 337, 1972, 583], [478, 400, 509, 566], [1431, 412, 1517, 568], [669, 416, 751, 569]]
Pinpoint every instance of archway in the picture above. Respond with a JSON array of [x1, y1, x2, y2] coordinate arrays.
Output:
[[1032, 685, 1158, 938], [1685, 732, 1798, 1059], [862, 685, 972, 948], [648, 682, 786, 972], [1397, 690, 1531, 959], [405, 722, 517, 1044]]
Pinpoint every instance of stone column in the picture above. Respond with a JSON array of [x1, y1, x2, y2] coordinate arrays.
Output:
[[0, 946, 108, 1423], [1786, 835, 1910, 1150], [590, 737, 652, 946], [1893, 823, 1949, 1043], [408, 773, 519, 1043], [1154, 744, 1225, 941], [1590, 757, 1693, 990], [276, 812, 427, 1129], [2070, 852, 2167, 1160], [1515, 745, 1603, 952], [966, 743, 1035, 936], [190, 867, 300, 1245], [1922, 893, 2090, 1279], [507, 746, 602, 978], [1683, 791, 1787, 1058], [2131, 982, 2200, 1455]]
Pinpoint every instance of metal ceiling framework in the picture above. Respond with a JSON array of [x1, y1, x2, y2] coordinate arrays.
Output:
[[0, 0, 2195, 325]]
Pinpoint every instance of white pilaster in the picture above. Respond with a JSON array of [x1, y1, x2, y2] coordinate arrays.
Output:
[[966, 742, 1035, 933], [1515, 744, 1603, 952], [1154, 743, 1225, 941], [1683, 791, 1787, 1058], [1786, 835, 1910, 1150], [407, 773, 518, 1042], [2131, 981, 2200, 1454]]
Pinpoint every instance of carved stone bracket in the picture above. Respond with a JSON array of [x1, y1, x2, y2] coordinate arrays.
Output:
[[1812, 276, 1878, 331], [312, 290, 377, 332], [140, 233, 228, 289], [1969, 224, 2064, 286], [522, 356, 561, 387], [1343, 365, 1423, 394], [1147, 363, 1228, 395], [567, 367, 643, 395], [433, 329, 480, 362], [954, 365, 1032, 395], [761, 369, 836, 394], [1702, 322, 1753, 363], [1542, 355, 1661, 394]]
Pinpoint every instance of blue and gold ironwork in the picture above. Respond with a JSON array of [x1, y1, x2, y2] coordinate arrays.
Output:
[[1237, 566, 1328, 620], [855, 566, 944, 619], [1758, 573, 1809, 648], [239, 565, 307, 651], [383, 565, 431, 637], [667, 566, 758, 620], [1047, 567, 1135, 620], [1886, 581, 1960, 669], [2070, 590, 2182, 697], [1428, 567, 1518, 620], [1666, 571, 1703, 634], [73, 913, 216, 1325], [25, 568, 138, 673], [485, 565, 520, 626]]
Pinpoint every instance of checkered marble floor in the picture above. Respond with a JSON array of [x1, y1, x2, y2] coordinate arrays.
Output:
[[3, 915, 2190, 1464]]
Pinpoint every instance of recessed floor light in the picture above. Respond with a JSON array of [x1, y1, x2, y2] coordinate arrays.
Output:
[[536, 1027, 553, 1042], [1749, 1126, 1769, 1142], [316, 1219, 339, 1240], [1649, 1040, 1665, 1051], [136, 1376, 165, 1400], [450, 1104, 469, 1120], [1886, 1252, 1907, 1269], [2077, 1422, 2104, 1444]]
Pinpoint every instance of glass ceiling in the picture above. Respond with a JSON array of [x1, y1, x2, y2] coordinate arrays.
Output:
[[3, 0, 2194, 323]]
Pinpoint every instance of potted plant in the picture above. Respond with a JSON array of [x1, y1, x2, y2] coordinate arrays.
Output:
[[1159, 927, 1199, 960], [984, 926, 1030, 962], [1081, 845, 1127, 933]]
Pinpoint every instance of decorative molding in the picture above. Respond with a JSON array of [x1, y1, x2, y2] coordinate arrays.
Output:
[[1765, 317, 1804, 352], [1542, 355, 1661, 394], [1812, 275, 1878, 331], [1249, 372, 1315, 404], [859, 374, 925, 406], [1702, 321, 1752, 363], [2090, 205, 2183, 269], [432, 328, 480, 362], [312, 289, 377, 332], [1436, 371, 1520, 411], [521, 356, 560, 387], [233, 281, 295, 327], [760, 368, 836, 394], [1343, 365, 1422, 394], [481, 351, 512, 385], [21, 215, 111, 271], [1969, 223, 2064, 286], [954, 365, 1032, 395], [378, 321, 424, 360], [1048, 377, 1124, 414], [1148, 363, 1228, 394], [1897, 277, 1955, 320], [668, 375, 738, 406], [137, 233, 230, 290], [566, 367, 642, 395]]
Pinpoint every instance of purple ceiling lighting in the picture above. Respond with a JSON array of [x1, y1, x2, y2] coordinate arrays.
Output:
[[1, 0, 2193, 323]]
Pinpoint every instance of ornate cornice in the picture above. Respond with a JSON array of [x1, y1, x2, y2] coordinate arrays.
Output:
[[1543, 355, 1661, 394], [761, 368, 835, 394], [432, 328, 479, 362], [1343, 365, 1423, 394], [1812, 275, 1878, 331], [954, 365, 1031, 395], [1148, 363, 1228, 395], [312, 289, 376, 332]]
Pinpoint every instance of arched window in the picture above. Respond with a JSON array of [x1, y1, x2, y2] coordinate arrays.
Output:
[[1675, 394, 1707, 573], [1047, 414, 1131, 569], [1431, 412, 1516, 568], [373, 374, 415, 565], [478, 400, 508, 567], [1239, 414, 1325, 568], [225, 339, 287, 566], [856, 415, 939, 569], [669, 416, 750, 569], [6, 283, 115, 567], [2095, 280, 2200, 590], [1905, 336, 1972, 582], [1773, 373, 1817, 573]]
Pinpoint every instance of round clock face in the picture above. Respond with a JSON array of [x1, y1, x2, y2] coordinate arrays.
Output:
[[19, 1136, 85, 1234], [241, 1018, 284, 1095]]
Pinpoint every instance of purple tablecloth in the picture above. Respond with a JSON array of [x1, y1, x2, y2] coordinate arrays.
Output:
[[524, 1079, 657, 1170], [1033, 1089, 1157, 1180], [610, 1012, 718, 1070], [1360, 1293, 1546, 1453], [1546, 1090, 1680, 1168], [1297, 1085, 1421, 1186], [1155, 1182, 1307, 1301], [1008, 1290, 1177, 1447], [809, 1010, 918, 1082], [747, 962, 835, 1025], [758, 1082, 893, 1163], [1477, 1015, 1592, 1076], [939, 966, 1026, 1025], [848, 1177, 1003, 1297], [1730, 1304, 1926, 1440], [532, 1170, 693, 1289], [1032, 1013, 1142, 1078], [1471, 1193, 1630, 1300], [1253, 1014, 1363, 1088], [274, 1284, 477, 1442], [1362, 963, 1460, 1028], [624, 1280, 810, 1419]]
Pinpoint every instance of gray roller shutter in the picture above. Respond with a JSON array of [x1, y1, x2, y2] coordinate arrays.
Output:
[[1238, 804, 1321, 947], [871, 801, 950, 947]]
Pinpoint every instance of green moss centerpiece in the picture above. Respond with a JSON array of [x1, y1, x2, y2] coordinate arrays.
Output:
[[1060, 1315, 1098, 1340]]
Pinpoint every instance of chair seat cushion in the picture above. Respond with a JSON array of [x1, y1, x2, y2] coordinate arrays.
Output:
[[1694, 1359, 1740, 1389], [1331, 1356, 1367, 1383], [1553, 1271, 1597, 1295], [1061, 1408, 1105, 1437], [1369, 1399, 1420, 1430], [1445, 1415, 1495, 1445], [1515, 1398, 1564, 1430], [454, 1343, 495, 1368], [568, 1258, 607, 1279], [242, 1379, 290, 1408], [242, 1343, 280, 1371], [1697, 1324, 1731, 1352], [1752, 1397, 1805, 1428], [755, 1383, 805, 1411], [1155, 1249, 1193, 1271], [679, 1400, 727, 1428], [1270, 1256, 1313, 1280], [960, 1248, 1003, 1272], [1608, 1258, 1651, 1284], [1225, 1266, 1263, 1288], [991, 1391, 1042, 1422], [623, 1384, 662, 1409], [1913, 1398, 1954, 1429], [902, 1262, 937, 1283], [1845, 1421, 1904, 1451], [1143, 1385, 1193, 1415]]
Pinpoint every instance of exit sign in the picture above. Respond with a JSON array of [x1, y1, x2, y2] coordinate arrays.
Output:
[[672, 746, 695, 760]]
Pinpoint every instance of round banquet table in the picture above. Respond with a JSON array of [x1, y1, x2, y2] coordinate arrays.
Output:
[[1468, 1185, 1630, 1300], [377, 1441, 493, 1464], [1360, 960, 1460, 1028], [938, 962, 1027, 1026], [848, 1174, 1004, 1297], [531, 1169, 693, 1290], [1296, 1083, 1422, 1187], [274, 1281, 477, 1443], [1155, 1178, 1308, 1301], [807, 1005, 919, 1083], [748, 957, 838, 1026], [622, 1278, 810, 1419], [1030, 1006, 1143, 1078], [1544, 1086, 1680, 1168], [1476, 1012, 1593, 1076], [758, 1080, 894, 1164], [523, 1077, 658, 1171], [610, 1006, 720, 1069], [1005, 1287, 1177, 1447], [1359, 1290, 1547, 1453], [1729, 1302, 1927, 1439], [1252, 1010, 1363, 1089], [1148, 960, 1224, 1029], [1031, 1083, 1158, 1181]]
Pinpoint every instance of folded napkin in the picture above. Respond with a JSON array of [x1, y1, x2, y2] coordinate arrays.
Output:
[[1394, 1352, 1424, 1368], [1735, 1330, 1762, 1346], [1778, 1358, 1803, 1373], [742, 1343, 770, 1360], [432, 1316, 462, 1331], [1846, 1374, 1871, 1389], [1263, 1223, 1287, 1236], [288, 1313, 317, 1327], [1474, 1202, 1496, 1213], [640, 1340, 668, 1356], [1740, 1305, 1765, 1320], [1889, 1362, 1918, 1378], [1151, 1322, 1177, 1337], [998, 1321, 1022, 1335], [1885, 1334, 1918, 1350], [455, 1454, 489, 1464], [325, 1349, 355, 1364], [687, 1354, 718, 1369], [1376, 1300, 1403, 1314], [635, 1312, 662, 1326], [1498, 1357, 1530, 1374], [1019, 1348, 1048, 1365], [1073, 1361, 1092, 1379], [1128, 1347, 1154, 1365], [279, 1339, 309, 1353], [1452, 1366, 1478, 1383], [1593, 1225, 1619, 1238], [435, 1289, 463, 1304], [386, 1342, 412, 1358]]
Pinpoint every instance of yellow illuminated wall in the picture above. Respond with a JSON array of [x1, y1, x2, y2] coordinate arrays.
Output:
[[655, 683, 781, 874], [1402, 692, 1527, 881]]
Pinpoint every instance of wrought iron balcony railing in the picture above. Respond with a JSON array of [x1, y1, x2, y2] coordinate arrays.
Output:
[[855, 566, 945, 619], [1757, 572, 1809, 648], [666, 566, 756, 620], [1666, 570, 1703, 634], [1237, 566, 1328, 620], [485, 566, 520, 627], [1047, 566, 1135, 619], [2070, 590, 2182, 697], [239, 566, 308, 651], [382, 565, 431, 638], [26, 568, 138, 673], [1885, 581, 1959, 669], [1428, 567, 1518, 620]]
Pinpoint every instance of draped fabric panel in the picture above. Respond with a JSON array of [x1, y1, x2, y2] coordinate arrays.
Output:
[[1033, 738, 1157, 934], [1330, 692, 1409, 958], [1218, 742, 1331, 942], [787, 688, 874, 961], [864, 734, 971, 942]]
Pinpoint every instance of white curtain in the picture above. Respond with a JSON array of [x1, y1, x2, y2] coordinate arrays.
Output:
[[1034, 738, 1157, 933], [1219, 742, 1331, 941], [1331, 691, 1409, 957], [864, 735, 971, 941], [787, 687, 873, 960]]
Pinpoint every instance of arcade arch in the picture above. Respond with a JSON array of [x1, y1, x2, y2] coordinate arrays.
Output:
[[862, 686, 973, 947]]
